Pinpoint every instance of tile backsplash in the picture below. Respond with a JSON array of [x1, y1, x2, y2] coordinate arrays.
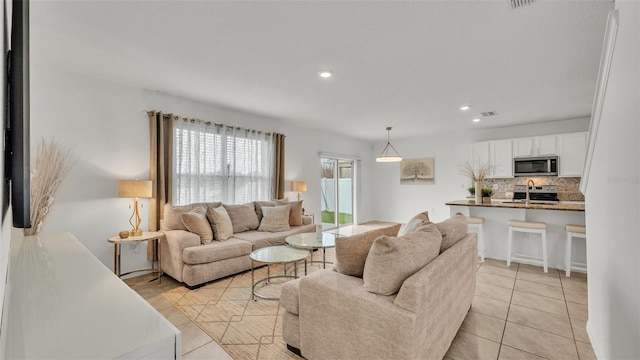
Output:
[[480, 177, 584, 201]]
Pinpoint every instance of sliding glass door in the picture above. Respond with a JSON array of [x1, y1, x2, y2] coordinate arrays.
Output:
[[320, 157, 354, 229]]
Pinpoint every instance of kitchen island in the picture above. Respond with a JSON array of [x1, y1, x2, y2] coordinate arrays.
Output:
[[447, 200, 586, 271]]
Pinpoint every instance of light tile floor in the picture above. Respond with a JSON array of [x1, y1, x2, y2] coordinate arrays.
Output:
[[127, 236, 594, 360]]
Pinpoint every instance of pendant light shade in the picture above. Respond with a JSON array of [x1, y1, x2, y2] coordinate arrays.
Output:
[[376, 127, 402, 162]]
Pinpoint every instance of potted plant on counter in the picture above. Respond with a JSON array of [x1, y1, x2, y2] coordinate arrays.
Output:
[[481, 188, 494, 204]]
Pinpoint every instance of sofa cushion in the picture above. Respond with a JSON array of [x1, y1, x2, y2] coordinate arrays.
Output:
[[164, 202, 221, 231], [181, 205, 214, 244], [254, 201, 276, 222], [397, 211, 430, 236], [363, 223, 442, 295], [334, 223, 402, 278], [223, 202, 260, 233], [276, 200, 303, 226], [233, 224, 316, 250], [280, 278, 301, 315], [182, 238, 252, 265], [206, 206, 234, 240], [258, 205, 291, 232], [435, 213, 468, 253]]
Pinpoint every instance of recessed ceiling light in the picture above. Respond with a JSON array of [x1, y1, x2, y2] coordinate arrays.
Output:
[[472, 118, 481, 122], [460, 105, 470, 111], [319, 71, 332, 78]]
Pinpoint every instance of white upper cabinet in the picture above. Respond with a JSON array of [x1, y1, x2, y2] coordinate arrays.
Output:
[[513, 137, 534, 157], [472, 132, 587, 178], [513, 135, 557, 157], [490, 139, 513, 178], [557, 132, 587, 177], [470, 140, 513, 179], [470, 141, 490, 167], [536, 135, 557, 155]]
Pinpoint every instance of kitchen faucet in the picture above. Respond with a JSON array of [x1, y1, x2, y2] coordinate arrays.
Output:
[[525, 179, 535, 205]]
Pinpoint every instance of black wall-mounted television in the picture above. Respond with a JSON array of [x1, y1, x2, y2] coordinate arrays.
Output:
[[4, 0, 30, 229]]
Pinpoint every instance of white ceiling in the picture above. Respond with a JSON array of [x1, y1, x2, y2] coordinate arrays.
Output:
[[30, 0, 613, 142]]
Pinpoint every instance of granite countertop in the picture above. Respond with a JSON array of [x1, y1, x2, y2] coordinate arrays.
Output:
[[446, 200, 585, 212]]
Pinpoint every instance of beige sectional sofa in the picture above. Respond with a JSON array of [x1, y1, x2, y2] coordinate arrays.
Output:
[[280, 214, 477, 360], [159, 201, 315, 287]]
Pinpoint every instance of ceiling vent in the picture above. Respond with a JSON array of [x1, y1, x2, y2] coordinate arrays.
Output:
[[481, 111, 498, 117], [507, 0, 536, 9]]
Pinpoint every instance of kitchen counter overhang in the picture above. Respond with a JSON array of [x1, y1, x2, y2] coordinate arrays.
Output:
[[446, 200, 585, 212]]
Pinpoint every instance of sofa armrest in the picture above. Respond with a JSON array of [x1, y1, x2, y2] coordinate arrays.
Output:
[[395, 233, 477, 312], [392, 233, 477, 360], [298, 270, 415, 359], [160, 230, 201, 282]]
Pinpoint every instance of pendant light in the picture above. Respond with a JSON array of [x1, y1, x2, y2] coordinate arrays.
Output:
[[376, 127, 402, 162]]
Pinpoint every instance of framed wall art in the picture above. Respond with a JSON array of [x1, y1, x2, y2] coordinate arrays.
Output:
[[400, 158, 434, 185]]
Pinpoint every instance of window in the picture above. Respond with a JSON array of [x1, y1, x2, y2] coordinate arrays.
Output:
[[173, 118, 274, 205]]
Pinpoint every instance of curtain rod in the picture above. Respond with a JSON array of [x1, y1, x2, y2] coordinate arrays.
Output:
[[145, 110, 281, 136]]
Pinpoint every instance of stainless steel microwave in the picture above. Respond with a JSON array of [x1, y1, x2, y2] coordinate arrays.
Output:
[[513, 156, 558, 177]]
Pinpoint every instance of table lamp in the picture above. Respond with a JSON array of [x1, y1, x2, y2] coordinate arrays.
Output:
[[119, 180, 153, 236], [290, 181, 307, 201]]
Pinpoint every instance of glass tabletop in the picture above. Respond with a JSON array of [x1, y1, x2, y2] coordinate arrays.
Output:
[[250, 245, 310, 263], [285, 232, 339, 249]]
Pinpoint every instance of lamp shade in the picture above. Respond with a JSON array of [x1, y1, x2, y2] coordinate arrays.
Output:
[[376, 126, 402, 162], [119, 180, 152, 198], [290, 181, 307, 192]]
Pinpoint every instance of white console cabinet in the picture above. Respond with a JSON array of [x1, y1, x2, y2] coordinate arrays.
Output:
[[0, 232, 180, 359]]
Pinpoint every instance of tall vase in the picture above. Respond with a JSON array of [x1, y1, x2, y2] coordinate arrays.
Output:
[[475, 180, 483, 204]]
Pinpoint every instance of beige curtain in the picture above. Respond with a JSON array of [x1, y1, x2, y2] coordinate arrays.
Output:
[[272, 133, 286, 200], [147, 111, 174, 261]]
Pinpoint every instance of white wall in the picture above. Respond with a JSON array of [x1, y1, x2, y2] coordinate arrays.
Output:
[[584, 3, 640, 359], [30, 66, 373, 273], [370, 117, 589, 223]]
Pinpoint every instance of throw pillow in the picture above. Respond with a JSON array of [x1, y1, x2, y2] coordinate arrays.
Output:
[[164, 203, 195, 231], [164, 202, 221, 231], [275, 200, 303, 226], [258, 205, 291, 232], [222, 203, 260, 233], [397, 211, 430, 236], [206, 206, 234, 240], [181, 205, 214, 244], [334, 223, 402, 277], [254, 201, 276, 222], [363, 222, 442, 295], [435, 212, 468, 253]]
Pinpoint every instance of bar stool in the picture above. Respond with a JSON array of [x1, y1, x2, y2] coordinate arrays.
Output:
[[507, 220, 548, 273], [565, 224, 586, 277], [466, 217, 486, 262]]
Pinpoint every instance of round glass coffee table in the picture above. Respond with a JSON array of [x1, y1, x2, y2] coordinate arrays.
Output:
[[250, 245, 310, 301], [286, 232, 339, 269]]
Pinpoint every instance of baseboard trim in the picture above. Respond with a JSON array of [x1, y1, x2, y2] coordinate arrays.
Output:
[[286, 344, 303, 358], [586, 320, 604, 360]]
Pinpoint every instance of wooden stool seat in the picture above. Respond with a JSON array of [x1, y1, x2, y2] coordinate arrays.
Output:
[[466, 216, 485, 225], [508, 220, 547, 230], [565, 224, 586, 234]]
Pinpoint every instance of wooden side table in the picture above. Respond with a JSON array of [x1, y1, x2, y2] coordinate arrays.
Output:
[[107, 231, 165, 282]]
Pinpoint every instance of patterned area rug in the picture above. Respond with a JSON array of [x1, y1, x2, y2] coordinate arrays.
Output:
[[161, 252, 334, 360]]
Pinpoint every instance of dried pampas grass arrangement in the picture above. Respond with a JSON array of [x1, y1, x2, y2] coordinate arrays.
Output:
[[457, 160, 493, 183], [24, 139, 74, 236]]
